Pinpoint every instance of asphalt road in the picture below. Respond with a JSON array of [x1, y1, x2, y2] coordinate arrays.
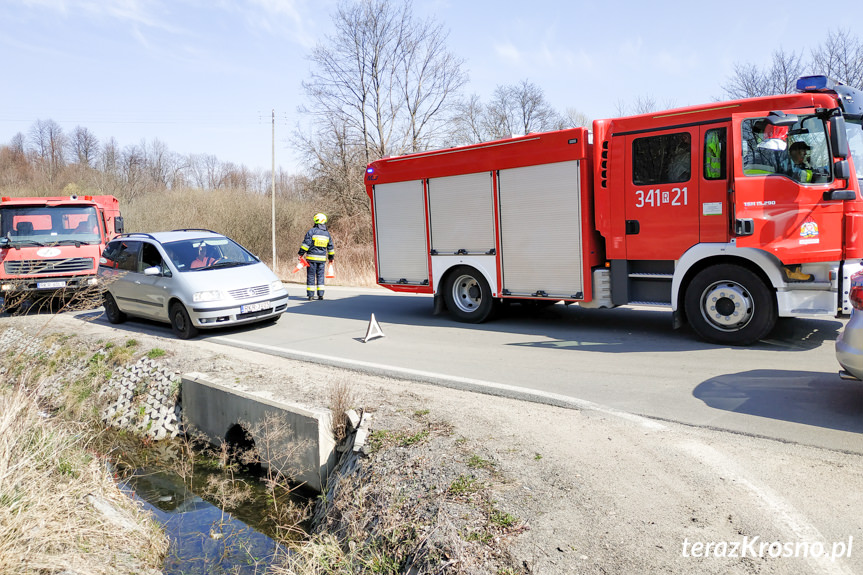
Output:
[[84, 284, 863, 456]]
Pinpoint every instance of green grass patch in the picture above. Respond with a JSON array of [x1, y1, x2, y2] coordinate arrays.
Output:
[[448, 474, 481, 496]]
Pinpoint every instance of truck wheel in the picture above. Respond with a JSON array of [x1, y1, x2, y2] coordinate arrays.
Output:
[[443, 266, 494, 323], [170, 302, 198, 339], [684, 264, 775, 345], [103, 292, 126, 324]]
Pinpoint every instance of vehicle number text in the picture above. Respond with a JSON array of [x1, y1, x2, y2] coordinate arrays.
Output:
[[634, 187, 688, 208]]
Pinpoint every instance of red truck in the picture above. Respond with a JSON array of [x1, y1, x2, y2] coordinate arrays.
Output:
[[0, 195, 124, 306], [365, 75, 863, 345]]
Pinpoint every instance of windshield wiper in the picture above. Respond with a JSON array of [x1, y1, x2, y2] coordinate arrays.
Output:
[[52, 239, 92, 247], [201, 261, 250, 270]]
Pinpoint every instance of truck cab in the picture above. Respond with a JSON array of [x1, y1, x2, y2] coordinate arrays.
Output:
[[0, 195, 123, 307]]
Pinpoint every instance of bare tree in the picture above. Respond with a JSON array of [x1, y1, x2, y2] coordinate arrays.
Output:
[[767, 48, 806, 94], [449, 80, 564, 145], [722, 62, 772, 99], [722, 32, 863, 99], [399, 14, 468, 152], [28, 119, 66, 185], [562, 107, 591, 128], [301, 0, 465, 163], [448, 94, 487, 146], [68, 126, 100, 168], [811, 28, 863, 89]]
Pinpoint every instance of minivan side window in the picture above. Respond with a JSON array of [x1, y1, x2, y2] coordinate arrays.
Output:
[[140, 242, 165, 272], [116, 241, 142, 272]]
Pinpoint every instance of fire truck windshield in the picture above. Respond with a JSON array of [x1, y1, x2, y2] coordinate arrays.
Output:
[[0, 206, 101, 246]]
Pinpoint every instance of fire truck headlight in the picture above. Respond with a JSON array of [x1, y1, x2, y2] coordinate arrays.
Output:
[[269, 280, 285, 293], [1, 283, 16, 292], [86, 278, 99, 286], [193, 290, 224, 302]]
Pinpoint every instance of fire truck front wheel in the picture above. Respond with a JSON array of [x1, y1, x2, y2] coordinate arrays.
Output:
[[103, 292, 126, 324], [443, 266, 494, 323], [684, 264, 776, 346]]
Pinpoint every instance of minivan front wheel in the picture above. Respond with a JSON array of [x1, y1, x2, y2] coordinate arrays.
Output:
[[170, 302, 198, 339], [103, 292, 126, 324]]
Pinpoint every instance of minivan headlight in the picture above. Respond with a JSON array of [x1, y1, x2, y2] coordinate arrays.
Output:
[[193, 289, 224, 302], [270, 280, 286, 293]]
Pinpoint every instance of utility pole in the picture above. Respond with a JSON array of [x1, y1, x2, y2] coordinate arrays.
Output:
[[271, 109, 277, 273]]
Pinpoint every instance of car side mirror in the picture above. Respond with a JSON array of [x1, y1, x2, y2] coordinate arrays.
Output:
[[144, 266, 162, 276], [114, 216, 125, 234]]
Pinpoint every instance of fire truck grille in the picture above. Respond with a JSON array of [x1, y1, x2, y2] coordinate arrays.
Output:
[[4, 258, 94, 275], [228, 285, 269, 300]]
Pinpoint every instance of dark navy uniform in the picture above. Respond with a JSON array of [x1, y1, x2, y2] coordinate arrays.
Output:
[[298, 221, 334, 300]]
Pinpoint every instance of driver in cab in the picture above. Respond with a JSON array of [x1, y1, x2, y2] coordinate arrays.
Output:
[[190, 244, 217, 269]]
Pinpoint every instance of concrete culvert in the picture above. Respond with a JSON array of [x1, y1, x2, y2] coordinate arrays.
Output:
[[224, 424, 262, 475]]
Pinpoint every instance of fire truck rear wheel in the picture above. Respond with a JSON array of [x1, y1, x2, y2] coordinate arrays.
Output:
[[170, 302, 199, 339], [103, 292, 126, 324], [684, 264, 776, 346], [443, 266, 494, 323]]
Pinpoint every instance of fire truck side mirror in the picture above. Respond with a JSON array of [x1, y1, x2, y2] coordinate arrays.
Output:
[[833, 159, 851, 180], [114, 217, 125, 234], [829, 116, 848, 159]]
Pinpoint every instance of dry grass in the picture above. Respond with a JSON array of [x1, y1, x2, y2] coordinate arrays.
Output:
[[328, 378, 358, 442], [124, 188, 377, 286], [0, 385, 167, 575]]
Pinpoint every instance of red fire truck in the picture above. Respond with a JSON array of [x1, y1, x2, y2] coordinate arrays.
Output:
[[365, 75, 863, 345], [0, 195, 124, 305]]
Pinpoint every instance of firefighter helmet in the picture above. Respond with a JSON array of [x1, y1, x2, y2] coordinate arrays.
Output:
[[313, 213, 327, 224]]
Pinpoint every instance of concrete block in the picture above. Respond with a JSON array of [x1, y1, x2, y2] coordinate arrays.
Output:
[[346, 409, 361, 430], [181, 372, 337, 493]]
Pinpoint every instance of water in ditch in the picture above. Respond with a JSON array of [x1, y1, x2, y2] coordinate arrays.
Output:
[[110, 437, 310, 575]]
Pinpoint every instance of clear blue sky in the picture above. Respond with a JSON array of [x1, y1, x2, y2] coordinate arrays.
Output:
[[2, 0, 860, 174]]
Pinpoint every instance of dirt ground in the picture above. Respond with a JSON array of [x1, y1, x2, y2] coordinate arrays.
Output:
[[10, 311, 863, 575]]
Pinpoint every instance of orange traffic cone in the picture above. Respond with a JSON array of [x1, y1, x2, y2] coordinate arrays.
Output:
[[292, 258, 309, 273], [326, 262, 336, 279]]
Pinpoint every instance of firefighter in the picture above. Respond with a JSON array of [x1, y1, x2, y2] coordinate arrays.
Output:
[[789, 141, 814, 183], [297, 213, 335, 300]]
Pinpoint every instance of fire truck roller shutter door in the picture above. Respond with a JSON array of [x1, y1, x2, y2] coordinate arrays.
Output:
[[373, 180, 429, 285], [428, 172, 495, 255], [497, 161, 584, 298]]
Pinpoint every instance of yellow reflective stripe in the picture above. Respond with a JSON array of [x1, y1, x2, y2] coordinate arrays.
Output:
[[306, 254, 327, 261], [300, 244, 310, 251], [312, 235, 330, 247], [328, 249, 335, 255]]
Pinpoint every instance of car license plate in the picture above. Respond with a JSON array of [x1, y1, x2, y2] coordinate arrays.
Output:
[[241, 301, 271, 313], [37, 281, 66, 289]]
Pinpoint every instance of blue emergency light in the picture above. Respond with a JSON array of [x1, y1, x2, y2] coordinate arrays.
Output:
[[796, 75, 837, 92]]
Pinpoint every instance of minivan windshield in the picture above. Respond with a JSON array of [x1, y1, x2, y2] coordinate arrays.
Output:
[[163, 237, 258, 272]]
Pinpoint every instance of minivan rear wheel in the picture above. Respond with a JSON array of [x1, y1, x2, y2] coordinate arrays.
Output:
[[170, 302, 198, 339]]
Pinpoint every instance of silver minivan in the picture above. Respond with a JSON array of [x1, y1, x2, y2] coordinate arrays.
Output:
[[99, 230, 289, 338]]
